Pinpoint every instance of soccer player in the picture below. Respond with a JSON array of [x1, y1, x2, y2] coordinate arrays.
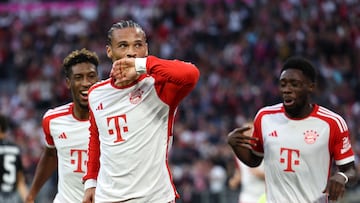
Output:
[[0, 114, 28, 203], [25, 48, 100, 203], [228, 56, 358, 203], [82, 20, 200, 203]]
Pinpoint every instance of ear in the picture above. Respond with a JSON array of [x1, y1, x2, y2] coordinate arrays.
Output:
[[106, 45, 112, 59], [145, 43, 149, 56], [65, 78, 71, 89]]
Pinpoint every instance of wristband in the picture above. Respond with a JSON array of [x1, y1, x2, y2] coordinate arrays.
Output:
[[135, 58, 147, 75], [337, 172, 349, 184]]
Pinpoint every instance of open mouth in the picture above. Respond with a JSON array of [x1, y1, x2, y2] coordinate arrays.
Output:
[[283, 97, 295, 106], [80, 90, 89, 100]]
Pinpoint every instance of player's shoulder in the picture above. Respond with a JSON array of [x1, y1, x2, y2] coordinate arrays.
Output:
[[253, 103, 283, 122], [0, 139, 15, 146], [0, 139, 20, 151], [315, 105, 348, 131], [315, 105, 345, 120], [257, 103, 283, 115], [43, 103, 73, 120], [89, 78, 112, 93]]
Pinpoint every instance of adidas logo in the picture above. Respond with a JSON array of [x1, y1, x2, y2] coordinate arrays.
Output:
[[58, 132, 67, 139], [268, 130, 278, 137], [96, 103, 103, 111]]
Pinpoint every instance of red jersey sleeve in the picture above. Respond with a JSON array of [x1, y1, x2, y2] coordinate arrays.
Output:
[[316, 106, 355, 165], [146, 55, 200, 107], [42, 115, 55, 146], [252, 111, 264, 154], [83, 110, 100, 181], [330, 120, 355, 165]]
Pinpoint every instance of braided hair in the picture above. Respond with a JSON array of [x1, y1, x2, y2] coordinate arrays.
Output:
[[106, 20, 146, 46]]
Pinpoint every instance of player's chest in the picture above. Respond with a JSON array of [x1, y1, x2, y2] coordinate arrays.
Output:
[[90, 79, 157, 114], [91, 85, 166, 130], [262, 119, 330, 153], [50, 123, 90, 149]]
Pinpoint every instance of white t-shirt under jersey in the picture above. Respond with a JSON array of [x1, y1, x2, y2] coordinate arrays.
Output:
[[43, 103, 89, 203], [251, 103, 355, 203]]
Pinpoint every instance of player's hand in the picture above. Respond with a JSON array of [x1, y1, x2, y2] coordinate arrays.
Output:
[[24, 193, 35, 203], [322, 173, 347, 201], [227, 126, 258, 150], [110, 58, 138, 86], [228, 174, 241, 190], [24, 198, 34, 203], [82, 187, 96, 203]]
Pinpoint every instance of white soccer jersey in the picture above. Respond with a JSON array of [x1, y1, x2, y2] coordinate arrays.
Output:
[[235, 158, 265, 203], [43, 103, 90, 203], [252, 103, 355, 203], [84, 56, 199, 202]]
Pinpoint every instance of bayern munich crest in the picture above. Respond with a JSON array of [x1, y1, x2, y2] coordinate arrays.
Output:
[[303, 130, 319, 144], [129, 88, 144, 104]]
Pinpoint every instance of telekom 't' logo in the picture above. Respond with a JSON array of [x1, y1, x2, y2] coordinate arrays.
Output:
[[280, 148, 300, 172], [70, 149, 87, 173], [107, 114, 128, 143]]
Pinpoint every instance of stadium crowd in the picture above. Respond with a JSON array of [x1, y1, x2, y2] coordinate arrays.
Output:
[[0, 0, 359, 202]]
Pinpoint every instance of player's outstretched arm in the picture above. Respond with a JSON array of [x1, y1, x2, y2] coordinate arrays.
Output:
[[25, 147, 57, 203], [17, 170, 28, 202]]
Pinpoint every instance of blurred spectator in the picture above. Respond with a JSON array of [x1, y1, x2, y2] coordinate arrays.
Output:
[[0, 0, 359, 202]]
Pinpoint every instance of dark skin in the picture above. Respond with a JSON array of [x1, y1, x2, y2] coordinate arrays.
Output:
[[228, 69, 357, 201], [67, 63, 99, 119], [26, 63, 98, 203]]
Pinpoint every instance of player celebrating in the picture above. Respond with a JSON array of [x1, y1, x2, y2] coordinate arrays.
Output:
[[25, 48, 100, 203], [82, 20, 200, 203], [228, 56, 358, 203]]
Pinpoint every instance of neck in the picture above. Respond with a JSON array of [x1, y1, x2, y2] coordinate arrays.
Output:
[[73, 105, 89, 120], [286, 103, 314, 119]]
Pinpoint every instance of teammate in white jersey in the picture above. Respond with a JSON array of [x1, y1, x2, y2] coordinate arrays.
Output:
[[82, 20, 200, 203], [25, 48, 100, 203], [228, 56, 358, 203]]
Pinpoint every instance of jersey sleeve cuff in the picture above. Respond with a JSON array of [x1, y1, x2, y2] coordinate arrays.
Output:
[[84, 179, 97, 190], [135, 58, 147, 75], [44, 143, 56, 148]]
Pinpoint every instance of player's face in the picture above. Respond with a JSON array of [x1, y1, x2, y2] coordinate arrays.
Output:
[[106, 27, 148, 62], [279, 69, 314, 117], [66, 62, 99, 109]]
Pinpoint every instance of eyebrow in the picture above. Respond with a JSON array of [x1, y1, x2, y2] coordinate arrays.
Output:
[[117, 39, 145, 44]]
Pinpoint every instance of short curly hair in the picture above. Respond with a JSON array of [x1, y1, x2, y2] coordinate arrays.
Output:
[[63, 48, 99, 78], [281, 56, 317, 83]]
